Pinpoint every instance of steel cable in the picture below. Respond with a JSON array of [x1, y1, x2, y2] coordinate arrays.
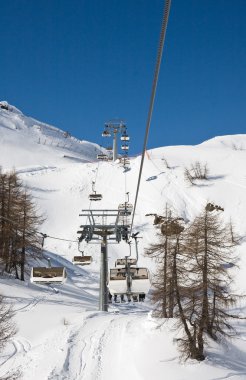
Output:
[[130, 0, 172, 233]]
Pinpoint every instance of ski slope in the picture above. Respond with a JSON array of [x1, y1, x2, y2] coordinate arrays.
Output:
[[1, 103, 246, 379]]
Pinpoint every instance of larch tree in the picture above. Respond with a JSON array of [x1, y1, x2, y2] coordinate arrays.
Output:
[[175, 205, 240, 360], [0, 170, 44, 280], [146, 205, 184, 318]]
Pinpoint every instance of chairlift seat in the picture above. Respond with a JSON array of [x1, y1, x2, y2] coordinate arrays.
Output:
[[30, 267, 67, 284], [89, 193, 102, 201], [72, 255, 92, 265]]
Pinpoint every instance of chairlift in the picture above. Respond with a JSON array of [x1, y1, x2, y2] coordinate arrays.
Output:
[[97, 154, 108, 161], [72, 255, 92, 265], [102, 130, 111, 137], [73, 243, 93, 265], [119, 157, 130, 165], [120, 133, 130, 141], [30, 267, 67, 284], [108, 267, 151, 302], [106, 146, 112, 151], [89, 181, 102, 201], [118, 202, 133, 216], [89, 193, 102, 201], [121, 144, 129, 151]]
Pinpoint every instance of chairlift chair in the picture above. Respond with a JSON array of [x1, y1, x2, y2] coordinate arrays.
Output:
[[120, 133, 130, 141], [30, 267, 67, 284], [72, 255, 92, 265], [89, 193, 102, 201], [97, 154, 108, 161], [102, 130, 111, 137], [108, 267, 151, 302], [102, 126, 111, 137], [118, 202, 133, 216], [89, 181, 102, 201], [121, 144, 129, 151]]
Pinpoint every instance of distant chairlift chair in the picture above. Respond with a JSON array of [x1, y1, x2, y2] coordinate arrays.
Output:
[[118, 202, 133, 216], [97, 154, 108, 161], [72, 255, 92, 265], [89, 181, 102, 201], [73, 243, 92, 265], [120, 131, 130, 141]]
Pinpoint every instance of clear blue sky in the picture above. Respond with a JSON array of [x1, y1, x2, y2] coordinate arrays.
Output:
[[1, 0, 246, 154]]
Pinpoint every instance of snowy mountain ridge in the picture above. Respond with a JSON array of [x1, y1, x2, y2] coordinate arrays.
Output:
[[1, 103, 246, 379], [0, 100, 104, 169]]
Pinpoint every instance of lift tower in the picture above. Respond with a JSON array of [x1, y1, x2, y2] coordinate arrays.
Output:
[[77, 209, 130, 312], [102, 121, 129, 161]]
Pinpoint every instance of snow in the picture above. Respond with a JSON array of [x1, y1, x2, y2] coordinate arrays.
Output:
[[1, 103, 246, 379]]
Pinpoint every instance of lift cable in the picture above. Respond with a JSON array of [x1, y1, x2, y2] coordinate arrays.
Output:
[[38, 232, 78, 243], [130, 0, 172, 234]]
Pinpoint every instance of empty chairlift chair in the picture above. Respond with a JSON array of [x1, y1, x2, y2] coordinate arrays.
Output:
[[97, 154, 108, 161], [72, 256, 92, 265], [30, 267, 67, 284], [89, 181, 102, 201], [72, 245, 92, 265]]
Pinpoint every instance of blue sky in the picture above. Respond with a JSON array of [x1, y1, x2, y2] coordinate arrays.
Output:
[[1, 0, 246, 154]]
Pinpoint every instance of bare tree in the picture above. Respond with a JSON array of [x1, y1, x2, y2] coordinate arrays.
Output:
[[184, 161, 209, 185], [0, 171, 44, 280], [146, 205, 184, 318], [175, 205, 240, 360], [147, 202, 242, 361], [0, 295, 20, 379]]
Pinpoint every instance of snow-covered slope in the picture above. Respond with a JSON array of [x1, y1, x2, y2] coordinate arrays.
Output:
[[1, 104, 246, 379]]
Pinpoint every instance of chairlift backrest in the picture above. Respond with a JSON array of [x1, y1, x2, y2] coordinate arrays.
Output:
[[115, 258, 137, 267], [110, 268, 127, 280], [130, 268, 149, 280]]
